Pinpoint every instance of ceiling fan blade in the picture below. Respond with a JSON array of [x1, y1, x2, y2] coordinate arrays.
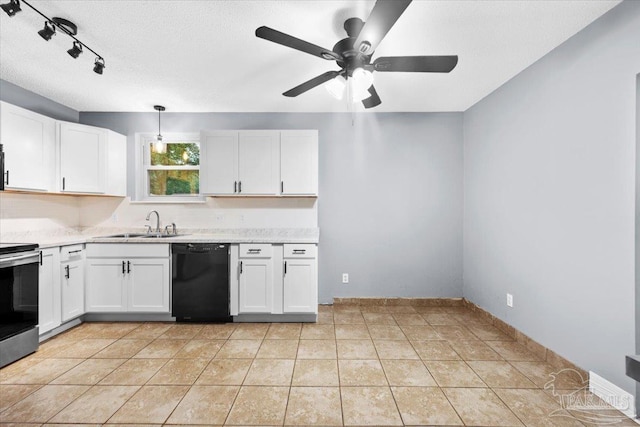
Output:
[[283, 71, 341, 97], [354, 0, 412, 55], [374, 55, 458, 73], [362, 85, 382, 109], [256, 26, 341, 61]]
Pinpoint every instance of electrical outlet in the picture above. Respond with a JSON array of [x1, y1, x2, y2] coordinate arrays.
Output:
[[111, 214, 118, 223], [342, 273, 349, 284], [506, 293, 513, 308]]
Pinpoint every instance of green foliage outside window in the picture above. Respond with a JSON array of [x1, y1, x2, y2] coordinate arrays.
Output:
[[148, 142, 200, 196]]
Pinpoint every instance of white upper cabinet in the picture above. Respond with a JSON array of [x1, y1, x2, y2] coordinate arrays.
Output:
[[201, 129, 317, 197], [280, 130, 318, 196], [106, 130, 127, 196], [0, 101, 56, 191], [59, 121, 107, 194], [238, 131, 279, 195], [201, 130, 279, 195], [200, 131, 238, 194]]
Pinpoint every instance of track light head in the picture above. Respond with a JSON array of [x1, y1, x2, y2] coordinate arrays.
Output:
[[38, 21, 56, 41], [0, 0, 21, 17], [93, 57, 105, 75], [67, 41, 83, 58]]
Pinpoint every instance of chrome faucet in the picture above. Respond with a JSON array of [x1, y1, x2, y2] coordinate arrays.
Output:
[[146, 210, 160, 233]]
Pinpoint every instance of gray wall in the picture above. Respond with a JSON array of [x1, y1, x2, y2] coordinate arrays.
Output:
[[79, 111, 464, 303], [0, 79, 79, 122], [464, 0, 640, 395], [636, 73, 639, 411]]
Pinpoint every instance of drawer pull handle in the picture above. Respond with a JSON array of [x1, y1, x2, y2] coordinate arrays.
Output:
[[293, 249, 306, 254], [248, 249, 261, 254], [68, 250, 82, 255]]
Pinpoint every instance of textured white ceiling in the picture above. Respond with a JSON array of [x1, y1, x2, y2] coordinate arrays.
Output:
[[0, 0, 620, 113]]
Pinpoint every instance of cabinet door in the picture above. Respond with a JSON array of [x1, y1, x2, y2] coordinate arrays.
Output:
[[238, 131, 279, 195], [238, 258, 273, 313], [59, 122, 107, 193], [106, 130, 127, 196], [39, 248, 61, 334], [0, 101, 56, 191], [85, 259, 127, 312], [61, 259, 85, 321], [280, 130, 318, 195], [283, 259, 317, 313], [128, 258, 170, 312], [200, 131, 238, 194]]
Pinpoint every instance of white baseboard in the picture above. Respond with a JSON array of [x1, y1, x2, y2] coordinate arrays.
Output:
[[589, 371, 637, 421]]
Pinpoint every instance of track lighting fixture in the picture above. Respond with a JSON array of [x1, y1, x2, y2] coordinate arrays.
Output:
[[37, 20, 56, 41], [2, 0, 106, 74], [67, 41, 82, 58], [0, 0, 21, 17], [93, 57, 105, 74]]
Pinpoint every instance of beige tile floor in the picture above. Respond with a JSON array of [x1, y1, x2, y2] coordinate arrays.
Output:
[[0, 304, 635, 426]]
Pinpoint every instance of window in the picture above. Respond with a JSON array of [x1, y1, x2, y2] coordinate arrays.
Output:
[[136, 133, 202, 202]]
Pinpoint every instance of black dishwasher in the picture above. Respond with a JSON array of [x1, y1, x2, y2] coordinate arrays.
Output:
[[171, 243, 231, 322]]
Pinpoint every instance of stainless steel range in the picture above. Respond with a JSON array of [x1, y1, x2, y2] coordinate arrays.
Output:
[[0, 243, 39, 368]]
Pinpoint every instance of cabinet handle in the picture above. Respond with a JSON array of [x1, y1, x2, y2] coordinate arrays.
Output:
[[248, 248, 261, 254], [40, 251, 43, 266], [238, 181, 242, 193], [293, 249, 306, 254], [65, 265, 70, 279], [127, 261, 131, 274], [234, 181, 237, 193], [62, 177, 66, 191], [4, 170, 8, 186], [281, 181, 284, 193], [240, 261, 243, 274], [122, 261, 126, 274], [284, 261, 287, 275]]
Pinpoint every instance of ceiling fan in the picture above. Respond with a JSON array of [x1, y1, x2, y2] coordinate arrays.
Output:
[[255, 0, 458, 109]]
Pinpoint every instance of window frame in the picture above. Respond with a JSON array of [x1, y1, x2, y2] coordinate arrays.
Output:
[[134, 132, 204, 202]]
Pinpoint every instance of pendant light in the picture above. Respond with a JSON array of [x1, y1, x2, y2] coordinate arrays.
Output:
[[153, 105, 166, 154]]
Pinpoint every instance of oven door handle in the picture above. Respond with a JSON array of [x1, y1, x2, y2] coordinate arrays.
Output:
[[0, 252, 40, 268]]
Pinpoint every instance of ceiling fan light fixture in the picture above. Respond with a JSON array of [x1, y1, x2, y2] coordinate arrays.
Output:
[[1, 0, 21, 16], [38, 20, 56, 41], [326, 75, 346, 100]]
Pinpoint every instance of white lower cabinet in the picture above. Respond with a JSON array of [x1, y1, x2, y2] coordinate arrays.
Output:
[[60, 245, 85, 322], [85, 244, 170, 313], [232, 243, 317, 316], [283, 244, 317, 313], [38, 248, 61, 334], [238, 244, 274, 314]]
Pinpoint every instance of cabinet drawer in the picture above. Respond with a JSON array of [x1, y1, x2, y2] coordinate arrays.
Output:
[[284, 244, 316, 259], [86, 243, 170, 258], [60, 244, 85, 261], [239, 243, 272, 258]]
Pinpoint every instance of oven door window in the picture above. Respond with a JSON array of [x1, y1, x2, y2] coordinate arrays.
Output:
[[0, 261, 38, 340]]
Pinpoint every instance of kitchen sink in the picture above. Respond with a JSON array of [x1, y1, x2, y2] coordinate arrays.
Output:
[[140, 233, 189, 238], [95, 233, 149, 239]]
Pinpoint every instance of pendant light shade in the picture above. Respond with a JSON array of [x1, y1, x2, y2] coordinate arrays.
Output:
[[153, 105, 166, 154]]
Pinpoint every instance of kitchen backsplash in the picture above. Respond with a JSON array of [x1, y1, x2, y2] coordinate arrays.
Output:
[[0, 192, 317, 238]]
